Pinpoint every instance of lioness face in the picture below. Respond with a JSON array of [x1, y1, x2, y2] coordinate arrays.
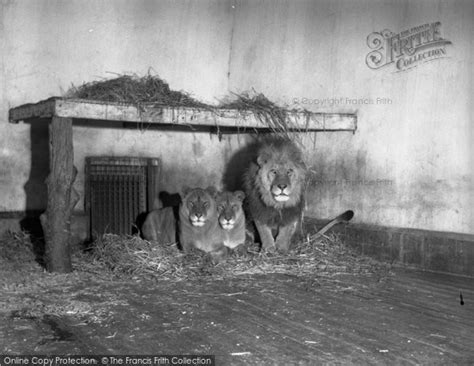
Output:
[[216, 191, 245, 230], [184, 189, 216, 227]]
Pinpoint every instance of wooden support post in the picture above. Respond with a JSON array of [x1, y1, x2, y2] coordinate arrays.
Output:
[[40, 117, 79, 273]]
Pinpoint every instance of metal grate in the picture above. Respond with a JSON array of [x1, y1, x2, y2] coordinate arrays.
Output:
[[85, 157, 160, 238]]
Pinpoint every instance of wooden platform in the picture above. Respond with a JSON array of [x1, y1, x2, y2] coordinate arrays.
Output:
[[3, 269, 473, 364], [8, 97, 357, 131]]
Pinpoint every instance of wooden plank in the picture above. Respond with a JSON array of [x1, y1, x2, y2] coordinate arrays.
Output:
[[8, 98, 357, 131], [8, 97, 58, 121]]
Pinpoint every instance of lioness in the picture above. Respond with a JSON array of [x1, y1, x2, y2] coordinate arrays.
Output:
[[179, 187, 228, 261], [243, 138, 307, 253], [216, 190, 246, 250], [141, 206, 177, 244]]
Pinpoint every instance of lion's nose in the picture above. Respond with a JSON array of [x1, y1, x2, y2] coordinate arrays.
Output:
[[277, 184, 287, 191]]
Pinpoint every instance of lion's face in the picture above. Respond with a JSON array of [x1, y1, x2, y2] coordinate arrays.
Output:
[[264, 165, 297, 203], [216, 191, 245, 231], [255, 140, 306, 209], [182, 187, 217, 228]]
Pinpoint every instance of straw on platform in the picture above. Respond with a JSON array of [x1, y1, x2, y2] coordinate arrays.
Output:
[[218, 91, 312, 140], [64, 74, 310, 136], [64, 73, 209, 108]]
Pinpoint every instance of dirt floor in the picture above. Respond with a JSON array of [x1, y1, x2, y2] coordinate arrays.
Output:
[[1, 232, 473, 365]]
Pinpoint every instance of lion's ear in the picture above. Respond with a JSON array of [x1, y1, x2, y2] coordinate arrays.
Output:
[[205, 186, 218, 198], [181, 186, 192, 197], [233, 190, 246, 201], [257, 150, 271, 167], [214, 191, 225, 203]]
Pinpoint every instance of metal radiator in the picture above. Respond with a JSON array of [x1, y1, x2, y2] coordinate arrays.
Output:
[[85, 157, 160, 238]]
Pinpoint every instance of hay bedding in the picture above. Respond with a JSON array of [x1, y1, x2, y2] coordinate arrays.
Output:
[[0, 229, 386, 283], [0, 232, 127, 323], [86, 231, 385, 280]]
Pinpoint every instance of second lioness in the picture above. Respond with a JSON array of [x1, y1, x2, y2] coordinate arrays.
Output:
[[216, 190, 246, 250]]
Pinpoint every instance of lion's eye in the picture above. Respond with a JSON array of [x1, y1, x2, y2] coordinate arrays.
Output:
[[203, 201, 209, 208], [269, 169, 277, 177], [287, 169, 294, 176]]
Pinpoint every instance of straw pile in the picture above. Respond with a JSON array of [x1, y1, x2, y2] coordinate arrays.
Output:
[[0, 231, 123, 321], [82, 229, 386, 281], [219, 91, 308, 138], [64, 73, 309, 136], [64, 73, 209, 108], [0, 231, 41, 274], [0, 226, 388, 284]]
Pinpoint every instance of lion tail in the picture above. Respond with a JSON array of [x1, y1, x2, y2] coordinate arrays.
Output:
[[313, 210, 354, 238]]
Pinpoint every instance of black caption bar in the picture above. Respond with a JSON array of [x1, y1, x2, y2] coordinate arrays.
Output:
[[0, 356, 215, 366]]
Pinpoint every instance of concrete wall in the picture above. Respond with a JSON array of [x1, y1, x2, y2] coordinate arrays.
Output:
[[1, 0, 473, 234]]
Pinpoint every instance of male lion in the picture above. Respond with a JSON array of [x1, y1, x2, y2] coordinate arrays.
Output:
[[216, 190, 246, 250], [243, 138, 307, 253], [179, 187, 228, 261]]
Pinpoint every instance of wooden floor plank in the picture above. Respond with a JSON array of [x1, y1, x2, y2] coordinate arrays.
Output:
[[242, 279, 433, 364]]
